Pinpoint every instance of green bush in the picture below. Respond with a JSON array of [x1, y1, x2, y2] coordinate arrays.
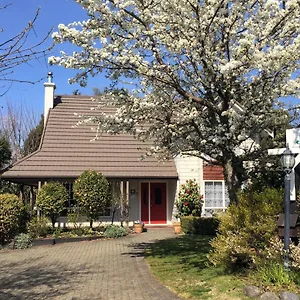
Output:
[[0, 193, 23, 245], [208, 187, 283, 272], [73, 170, 110, 228], [36, 182, 68, 227], [19, 203, 31, 234], [103, 225, 128, 238], [175, 179, 203, 218], [67, 208, 83, 229], [27, 216, 51, 238], [14, 233, 32, 249], [181, 216, 219, 235]]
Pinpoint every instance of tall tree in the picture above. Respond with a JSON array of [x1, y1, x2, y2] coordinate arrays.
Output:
[[0, 133, 11, 169], [22, 115, 44, 157], [49, 0, 300, 203], [0, 101, 39, 162]]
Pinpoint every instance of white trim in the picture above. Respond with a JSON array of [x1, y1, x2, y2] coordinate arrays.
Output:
[[268, 148, 300, 155], [203, 180, 228, 213], [148, 182, 151, 223]]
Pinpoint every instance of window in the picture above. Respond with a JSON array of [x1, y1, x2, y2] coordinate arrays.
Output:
[[154, 188, 162, 205], [204, 181, 229, 216]]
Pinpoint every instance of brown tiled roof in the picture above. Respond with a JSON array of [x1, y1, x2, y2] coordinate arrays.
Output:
[[1, 95, 177, 184]]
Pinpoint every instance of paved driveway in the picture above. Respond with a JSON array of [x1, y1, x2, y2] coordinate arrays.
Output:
[[0, 228, 182, 300]]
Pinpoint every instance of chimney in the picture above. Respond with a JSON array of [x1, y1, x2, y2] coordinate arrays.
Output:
[[44, 72, 56, 125]]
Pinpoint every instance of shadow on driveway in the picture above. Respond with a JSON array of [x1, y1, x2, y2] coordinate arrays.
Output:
[[0, 257, 92, 299]]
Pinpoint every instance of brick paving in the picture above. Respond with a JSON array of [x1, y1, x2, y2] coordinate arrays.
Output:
[[0, 228, 182, 300]]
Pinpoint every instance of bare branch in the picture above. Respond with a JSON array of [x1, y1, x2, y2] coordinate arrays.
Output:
[[0, 5, 53, 94]]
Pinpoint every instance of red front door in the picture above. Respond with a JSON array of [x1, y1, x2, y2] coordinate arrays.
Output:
[[141, 182, 167, 224]]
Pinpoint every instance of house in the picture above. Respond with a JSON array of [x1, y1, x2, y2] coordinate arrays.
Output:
[[1, 73, 230, 225]]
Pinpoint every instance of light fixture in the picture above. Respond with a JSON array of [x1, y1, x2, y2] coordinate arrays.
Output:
[[281, 146, 295, 172]]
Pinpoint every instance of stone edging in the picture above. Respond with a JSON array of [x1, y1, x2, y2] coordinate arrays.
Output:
[[32, 235, 103, 247], [244, 285, 299, 300]]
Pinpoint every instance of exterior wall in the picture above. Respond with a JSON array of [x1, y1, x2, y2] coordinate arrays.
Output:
[[167, 180, 177, 224], [128, 180, 139, 222], [174, 155, 203, 185], [203, 164, 224, 180], [55, 178, 177, 226]]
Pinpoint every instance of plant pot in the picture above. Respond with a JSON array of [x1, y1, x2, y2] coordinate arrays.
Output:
[[173, 222, 182, 234], [134, 224, 144, 234]]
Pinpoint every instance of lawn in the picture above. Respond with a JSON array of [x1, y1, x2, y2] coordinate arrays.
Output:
[[145, 235, 249, 300]]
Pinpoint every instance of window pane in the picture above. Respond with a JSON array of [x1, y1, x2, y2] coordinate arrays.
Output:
[[155, 188, 162, 205], [204, 182, 223, 208]]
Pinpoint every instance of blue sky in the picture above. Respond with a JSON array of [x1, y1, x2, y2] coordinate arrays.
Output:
[[1, 0, 110, 117]]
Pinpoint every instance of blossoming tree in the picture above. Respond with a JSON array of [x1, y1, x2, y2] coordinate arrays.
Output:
[[49, 0, 300, 203]]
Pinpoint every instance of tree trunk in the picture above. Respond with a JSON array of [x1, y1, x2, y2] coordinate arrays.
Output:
[[223, 157, 244, 205], [51, 215, 56, 228], [111, 206, 116, 225], [89, 219, 93, 229]]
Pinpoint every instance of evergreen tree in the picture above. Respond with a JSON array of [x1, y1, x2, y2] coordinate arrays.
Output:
[[22, 115, 44, 157]]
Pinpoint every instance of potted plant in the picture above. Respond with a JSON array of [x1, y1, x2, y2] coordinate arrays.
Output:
[[134, 220, 144, 233], [174, 179, 203, 233], [173, 220, 182, 234]]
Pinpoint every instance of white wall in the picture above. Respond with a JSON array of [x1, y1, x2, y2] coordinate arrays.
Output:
[[174, 155, 203, 185], [128, 180, 139, 221]]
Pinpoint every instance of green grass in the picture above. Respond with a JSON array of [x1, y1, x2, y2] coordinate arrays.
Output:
[[145, 235, 249, 300]]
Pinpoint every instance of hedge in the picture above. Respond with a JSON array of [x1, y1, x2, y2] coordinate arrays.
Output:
[[181, 216, 219, 235]]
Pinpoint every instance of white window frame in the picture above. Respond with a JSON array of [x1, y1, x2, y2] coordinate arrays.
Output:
[[203, 180, 229, 215]]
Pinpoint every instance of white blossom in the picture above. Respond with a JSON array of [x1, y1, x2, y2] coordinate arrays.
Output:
[[49, 0, 300, 200]]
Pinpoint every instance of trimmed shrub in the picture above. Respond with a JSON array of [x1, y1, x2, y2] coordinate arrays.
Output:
[[27, 216, 51, 238], [14, 233, 32, 249], [73, 170, 110, 228], [181, 216, 219, 235], [0, 193, 23, 245], [36, 182, 68, 227], [208, 187, 283, 272], [103, 225, 128, 238]]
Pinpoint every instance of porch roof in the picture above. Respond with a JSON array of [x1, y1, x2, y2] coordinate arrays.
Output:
[[1, 95, 178, 185]]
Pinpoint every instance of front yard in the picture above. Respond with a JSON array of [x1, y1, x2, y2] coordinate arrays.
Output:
[[145, 235, 249, 300]]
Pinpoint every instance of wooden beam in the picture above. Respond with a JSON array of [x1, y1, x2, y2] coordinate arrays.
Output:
[[120, 181, 124, 227], [125, 180, 130, 227]]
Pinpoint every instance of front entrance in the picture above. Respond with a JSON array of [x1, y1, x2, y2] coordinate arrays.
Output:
[[141, 182, 167, 224]]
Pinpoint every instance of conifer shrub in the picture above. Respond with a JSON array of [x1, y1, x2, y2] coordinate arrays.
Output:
[[208, 187, 283, 272]]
